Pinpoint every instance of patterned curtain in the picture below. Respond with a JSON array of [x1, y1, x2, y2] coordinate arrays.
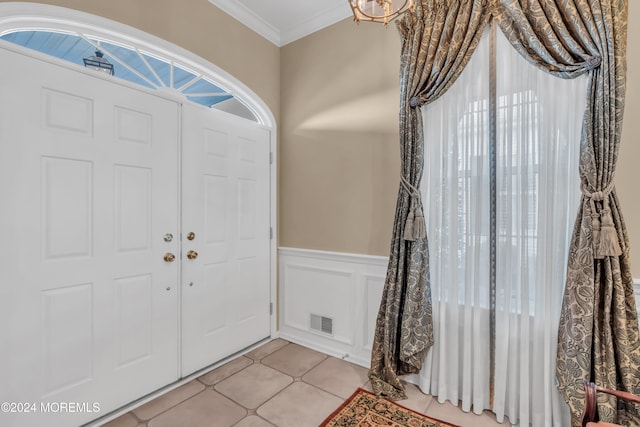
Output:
[[492, 1, 638, 425], [368, 0, 491, 400]]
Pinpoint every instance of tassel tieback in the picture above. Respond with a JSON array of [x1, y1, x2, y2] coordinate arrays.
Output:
[[598, 205, 621, 257], [413, 206, 426, 239], [403, 208, 415, 241], [582, 181, 622, 258], [400, 175, 426, 241]]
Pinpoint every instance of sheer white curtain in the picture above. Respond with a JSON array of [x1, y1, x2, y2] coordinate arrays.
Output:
[[415, 28, 492, 415], [415, 28, 588, 426]]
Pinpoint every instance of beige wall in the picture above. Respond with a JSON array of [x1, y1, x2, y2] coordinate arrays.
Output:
[[280, 19, 401, 256], [0, 0, 281, 123], [619, 2, 640, 278]]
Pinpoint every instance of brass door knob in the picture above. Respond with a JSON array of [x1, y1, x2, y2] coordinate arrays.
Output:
[[186, 250, 198, 260], [164, 253, 176, 262]]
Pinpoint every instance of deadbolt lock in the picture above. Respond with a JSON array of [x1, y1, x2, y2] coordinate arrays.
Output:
[[163, 233, 173, 242], [187, 232, 195, 241]]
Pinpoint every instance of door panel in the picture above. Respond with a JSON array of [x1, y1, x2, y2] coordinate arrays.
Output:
[[181, 104, 271, 376], [0, 47, 179, 427]]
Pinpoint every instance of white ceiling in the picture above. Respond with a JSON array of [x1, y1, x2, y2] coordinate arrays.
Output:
[[208, 0, 353, 47]]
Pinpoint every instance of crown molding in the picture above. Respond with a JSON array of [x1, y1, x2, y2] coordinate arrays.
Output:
[[208, 0, 351, 47], [280, 4, 351, 46], [208, 0, 281, 45]]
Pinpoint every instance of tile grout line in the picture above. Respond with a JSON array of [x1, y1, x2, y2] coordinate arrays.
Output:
[[108, 337, 507, 427], [137, 384, 210, 425], [140, 340, 290, 424]]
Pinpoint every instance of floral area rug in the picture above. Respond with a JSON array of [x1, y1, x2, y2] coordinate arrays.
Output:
[[320, 388, 460, 427]]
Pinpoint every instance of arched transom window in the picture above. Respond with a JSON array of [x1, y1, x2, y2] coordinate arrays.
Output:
[[1, 29, 258, 122]]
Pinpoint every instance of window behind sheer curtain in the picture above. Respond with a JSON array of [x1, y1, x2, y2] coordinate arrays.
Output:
[[415, 27, 588, 426]]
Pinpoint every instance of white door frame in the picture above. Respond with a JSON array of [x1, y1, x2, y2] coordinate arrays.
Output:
[[0, 2, 279, 339]]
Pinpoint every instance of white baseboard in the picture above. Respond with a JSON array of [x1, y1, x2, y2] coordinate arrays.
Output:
[[278, 247, 388, 369], [278, 331, 371, 369]]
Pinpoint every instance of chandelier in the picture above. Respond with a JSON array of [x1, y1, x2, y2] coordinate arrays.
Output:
[[349, 0, 414, 25]]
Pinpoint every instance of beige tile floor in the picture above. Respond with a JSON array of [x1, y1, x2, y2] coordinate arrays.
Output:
[[101, 339, 510, 427]]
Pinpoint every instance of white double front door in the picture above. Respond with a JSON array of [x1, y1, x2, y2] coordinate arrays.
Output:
[[0, 45, 270, 427]]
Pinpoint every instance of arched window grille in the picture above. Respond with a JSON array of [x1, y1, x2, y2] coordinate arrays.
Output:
[[1, 29, 258, 122]]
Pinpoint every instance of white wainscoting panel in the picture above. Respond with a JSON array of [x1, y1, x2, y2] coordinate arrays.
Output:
[[278, 247, 388, 368]]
